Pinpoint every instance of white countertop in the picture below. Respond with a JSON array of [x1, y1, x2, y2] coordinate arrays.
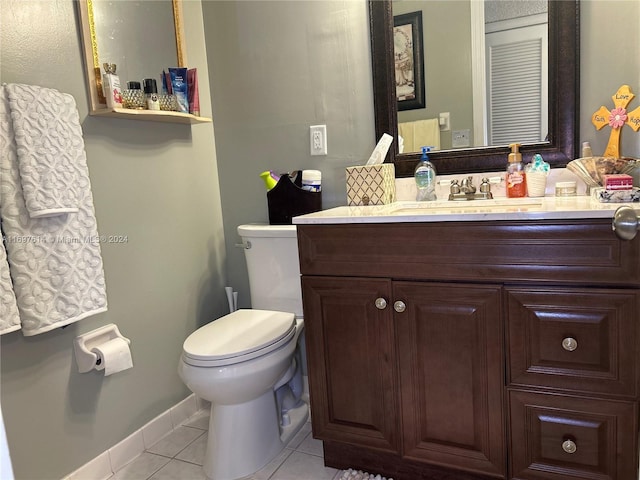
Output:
[[293, 196, 640, 224]]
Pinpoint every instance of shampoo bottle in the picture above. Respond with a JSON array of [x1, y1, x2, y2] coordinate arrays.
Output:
[[415, 146, 437, 201], [506, 143, 526, 198]]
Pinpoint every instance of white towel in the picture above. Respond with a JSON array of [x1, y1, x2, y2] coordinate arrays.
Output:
[[0, 235, 20, 336], [397, 122, 415, 153], [413, 118, 441, 151], [5, 84, 79, 218], [398, 118, 441, 152], [0, 84, 107, 336]]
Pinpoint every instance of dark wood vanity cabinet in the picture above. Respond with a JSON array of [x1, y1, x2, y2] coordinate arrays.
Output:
[[506, 287, 640, 480], [393, 282, 505, 477], [301, 276, 400, 454], [297, 220, 640, 480]]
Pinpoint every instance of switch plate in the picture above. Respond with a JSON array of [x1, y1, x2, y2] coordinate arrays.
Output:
[[310, 125, 327, 156], [439, 112, 450, 131], [452, 129, 471, 148]]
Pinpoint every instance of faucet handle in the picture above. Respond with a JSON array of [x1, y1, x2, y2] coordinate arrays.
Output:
[[450, 179, 461, 194], [480, 178, 491, 193]]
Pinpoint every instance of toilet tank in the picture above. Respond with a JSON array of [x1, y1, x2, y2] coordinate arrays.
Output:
[[237, 224, 303, 317]]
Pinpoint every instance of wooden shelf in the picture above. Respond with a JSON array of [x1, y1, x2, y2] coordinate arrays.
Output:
[[89, 107, 212, 125]]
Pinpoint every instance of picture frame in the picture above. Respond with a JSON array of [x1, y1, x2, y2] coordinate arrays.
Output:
[[393, 11, 425, 111]]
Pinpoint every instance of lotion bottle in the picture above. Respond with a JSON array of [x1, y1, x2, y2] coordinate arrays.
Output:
[[506, 143, 526, 198], [415, 146, 437, 201], [143, 78, 160, 111]]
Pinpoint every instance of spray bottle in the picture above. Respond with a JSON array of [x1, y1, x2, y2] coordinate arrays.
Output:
[[506, 143, 526, 198]]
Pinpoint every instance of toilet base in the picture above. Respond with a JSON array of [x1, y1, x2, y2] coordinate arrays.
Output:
[[279, 400, 309, 446], [203, 390, 309, 480]]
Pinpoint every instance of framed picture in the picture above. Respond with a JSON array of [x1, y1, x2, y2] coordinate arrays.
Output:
[[393, 11, 425, 111]]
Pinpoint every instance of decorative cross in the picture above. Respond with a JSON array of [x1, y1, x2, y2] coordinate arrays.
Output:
[[591, 84, 640, 158]]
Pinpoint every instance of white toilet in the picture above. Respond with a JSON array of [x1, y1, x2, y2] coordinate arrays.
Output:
[[178, 224, 308, 480]]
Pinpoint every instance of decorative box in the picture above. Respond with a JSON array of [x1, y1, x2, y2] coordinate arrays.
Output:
[[591, 186, 640, 203], [602, 174, 634, 191], [346, 164, 396, 206]]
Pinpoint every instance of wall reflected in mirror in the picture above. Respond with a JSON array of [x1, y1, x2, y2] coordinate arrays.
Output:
[[92, 0, 178, 85], [392, 0, 548, 154], [77, 0, 185, 113]]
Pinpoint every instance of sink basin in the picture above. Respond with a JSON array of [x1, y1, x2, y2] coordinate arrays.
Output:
[[387, 198, 545, 215]]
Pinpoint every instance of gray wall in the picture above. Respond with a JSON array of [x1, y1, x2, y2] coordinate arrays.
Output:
[[202, 0, 375, 309], [0, 1, 228, 479], [0, 1, 639, 479], [580, 0, 640, 158]]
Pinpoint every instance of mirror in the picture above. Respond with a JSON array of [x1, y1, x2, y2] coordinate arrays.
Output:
[[77, 0, 186, 114], [369, 0, 579, 177]]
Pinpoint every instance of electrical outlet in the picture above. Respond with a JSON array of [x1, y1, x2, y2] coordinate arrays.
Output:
[[452, 129, 471, 148], [310, 125, 327, 156]]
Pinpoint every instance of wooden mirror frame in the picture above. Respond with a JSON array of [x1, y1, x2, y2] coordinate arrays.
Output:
[[77, 0, 187, 114], [369, 0, 580, 177]]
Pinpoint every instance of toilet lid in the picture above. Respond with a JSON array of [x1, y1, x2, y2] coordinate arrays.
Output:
[[182, 309, 296, 366]]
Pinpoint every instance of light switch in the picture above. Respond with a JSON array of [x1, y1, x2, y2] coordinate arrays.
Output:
[[439, 112, 450, 131]]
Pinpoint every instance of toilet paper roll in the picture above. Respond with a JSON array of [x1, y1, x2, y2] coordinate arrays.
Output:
[[91, 338, 133, 376]]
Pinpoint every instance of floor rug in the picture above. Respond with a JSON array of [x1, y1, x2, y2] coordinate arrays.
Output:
[[339, 469, 390, 480]]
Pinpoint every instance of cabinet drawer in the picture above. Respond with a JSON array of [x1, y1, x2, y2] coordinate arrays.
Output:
[[509, 390, 638, 480], [297, 221, 640, 286], [506, 287, 640, 398]]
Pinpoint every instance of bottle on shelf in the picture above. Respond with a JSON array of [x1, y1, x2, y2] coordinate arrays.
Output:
[[143, 78, 160, 111]]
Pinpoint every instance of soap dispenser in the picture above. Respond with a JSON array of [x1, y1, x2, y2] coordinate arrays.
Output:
[[415, 146, 437, 201], [506, 143, 526, 198]]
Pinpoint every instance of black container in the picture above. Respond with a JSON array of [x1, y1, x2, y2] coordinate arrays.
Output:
[[267, 172, 322, 225]]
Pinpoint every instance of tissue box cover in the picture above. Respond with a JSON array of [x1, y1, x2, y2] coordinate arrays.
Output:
[[346, 164, 396, 206]]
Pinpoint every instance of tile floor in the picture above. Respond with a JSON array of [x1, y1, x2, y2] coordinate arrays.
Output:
[[106, 408, 344, 480]]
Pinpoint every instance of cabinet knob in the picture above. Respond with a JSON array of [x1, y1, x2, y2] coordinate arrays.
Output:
[[562, 337, 578, 352], [612, 206, 639, 240], [375, 297, 387, 310], [393, 301, 406, 313], [562, 439, 577, 454]]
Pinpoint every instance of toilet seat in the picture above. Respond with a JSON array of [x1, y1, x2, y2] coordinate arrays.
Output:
[[182, 309, 296, 367]]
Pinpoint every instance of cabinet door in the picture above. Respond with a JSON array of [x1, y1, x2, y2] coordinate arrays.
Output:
[[394, 282, 506, 477], [509, 390, 638, 480], [301, 276, 400, 453], [507, 288, 640, 398]]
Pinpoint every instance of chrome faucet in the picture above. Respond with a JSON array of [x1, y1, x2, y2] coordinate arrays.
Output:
[[449, 176, 493, 201], [460, 176, 476, 194]]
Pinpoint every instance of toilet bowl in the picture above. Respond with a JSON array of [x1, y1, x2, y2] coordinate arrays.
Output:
[[178, 224, 308, 480], [178, 309, 308, 480]]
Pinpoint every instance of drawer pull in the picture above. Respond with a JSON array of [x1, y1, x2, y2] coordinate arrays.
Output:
[[562, 337, 578, 351], [393, 301, 406, 313], [612, 206, 639, 240], [375, 297, 388, 310], [562, 439, 577, 454]]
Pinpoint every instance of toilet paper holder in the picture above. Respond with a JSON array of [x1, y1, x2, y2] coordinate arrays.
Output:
[[73, 324, 131, 373]]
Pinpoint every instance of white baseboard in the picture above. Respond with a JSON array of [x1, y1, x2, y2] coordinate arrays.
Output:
[[62, 375, 308, 480], [62, 395, 209, 480]]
